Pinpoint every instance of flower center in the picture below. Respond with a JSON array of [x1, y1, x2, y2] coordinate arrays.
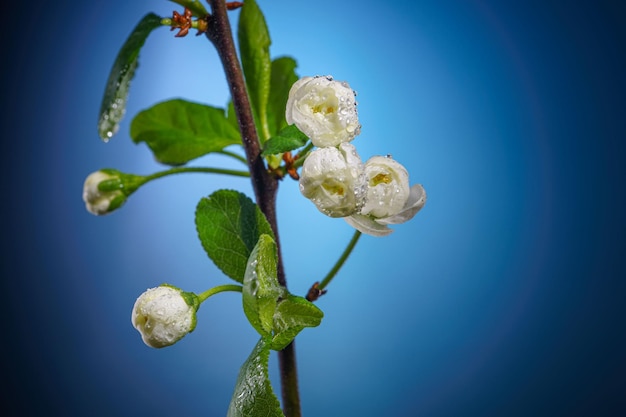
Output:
[[370, 173, 392, 186], [312, 104, 336, 115], [322, 181, 345, 196]]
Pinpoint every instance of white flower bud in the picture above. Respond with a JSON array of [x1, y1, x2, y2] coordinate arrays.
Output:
[[285, 76, 361, 147], [299, 143, 365, 217], [360, 156, 411, 219], [131, 285, 198, 348], [82, 170, 125, 215], [82, 169, 144, 215]]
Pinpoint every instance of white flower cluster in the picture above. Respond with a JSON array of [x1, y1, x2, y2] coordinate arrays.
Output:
[[131, 285, 198, 348], [287, 75, 426, 237]]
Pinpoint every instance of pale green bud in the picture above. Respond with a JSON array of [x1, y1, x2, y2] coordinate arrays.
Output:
[[82, 169, 144, 215]]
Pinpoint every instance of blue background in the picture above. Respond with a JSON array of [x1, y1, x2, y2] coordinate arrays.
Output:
[[2, 1, 625, 416]]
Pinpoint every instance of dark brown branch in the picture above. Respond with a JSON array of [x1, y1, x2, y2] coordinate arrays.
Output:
[[205, 3, 270, 209], [205, 2, 301, 416]]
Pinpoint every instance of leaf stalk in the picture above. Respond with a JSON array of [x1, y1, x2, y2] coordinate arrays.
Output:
[[145, 166, 250, 182], [197, 284, 242, 303], [319, 230, 362, 292]]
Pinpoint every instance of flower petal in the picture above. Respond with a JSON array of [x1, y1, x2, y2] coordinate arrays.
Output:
[[377, 184, 426, 225], [344, 214, 393, 237]]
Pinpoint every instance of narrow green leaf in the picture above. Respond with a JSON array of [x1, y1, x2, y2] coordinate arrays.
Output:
[[267, 57, 299, 137], [270, 294, 324, 351], [130, 99, 241, 165], [195, 190, 274, 283], [238, 0, 272, 141], [167, 0, 208, 17], [227, 338, 284, 417], [261, 124, 309, 156], [98, 13, 162, 141], [242, 234, 284, 337]]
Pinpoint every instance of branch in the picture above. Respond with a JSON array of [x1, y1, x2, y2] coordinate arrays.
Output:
[[205, 2, 268, 205], [205, 2, 302, 416]]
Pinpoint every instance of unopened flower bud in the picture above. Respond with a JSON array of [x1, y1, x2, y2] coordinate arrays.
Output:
[[82, 169, 143, 215], [299, 143, 365, 217], [286, 76, 361, 147], [131, 285, 199, 348]]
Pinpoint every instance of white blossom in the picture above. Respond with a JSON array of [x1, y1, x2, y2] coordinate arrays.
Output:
[[82, 170, 125, 215], [131, 285, 198, 348], [299, 143, 365, 217], [285, 76, 361, 147], [345, 156, 427, 236], [360, 156, 411, 218]]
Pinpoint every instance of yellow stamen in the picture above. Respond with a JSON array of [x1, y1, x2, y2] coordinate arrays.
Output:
[[322, 182, 345, 196], [370, 173, 392, 186], [312, 104, 336, 115]]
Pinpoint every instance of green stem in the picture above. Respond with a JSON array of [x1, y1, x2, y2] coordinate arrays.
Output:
[[318, 230, 362, 291], [145, 166, 250, 183], [197, 284, 242, 303]]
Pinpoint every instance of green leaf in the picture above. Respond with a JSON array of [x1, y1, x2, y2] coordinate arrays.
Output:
[[267, 57, 299, 137], [238, 0, 272, 141], [261, 124, 309, 156], [195, 190, 274, 283], [240, 235, 323, 348], [270, 294, 324, 351], [130, 99, 241, 165], [167, 0, 208, 17], [98, 13, 162, 141], [227, 338, 284, 417], [242, 234, 284, 337]]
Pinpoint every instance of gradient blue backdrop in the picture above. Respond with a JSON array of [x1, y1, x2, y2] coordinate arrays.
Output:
[[2, 1, 625, 416]]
